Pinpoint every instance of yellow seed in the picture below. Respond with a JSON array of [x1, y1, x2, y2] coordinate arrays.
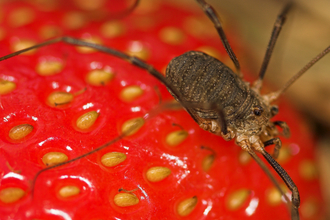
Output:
[[299, 160, 318, 181], [202, 154, 215, 171], [113, 193, 139, 207], [101, 152, 126, 167], [47, 91, 73, 106], [62, 12, 86, 30], [197, 46, 221, 60], [177, 196, 198, 217], [301, 199, 318, 218], [120, 85, 144, 102], [76, 111, 99, 130], [86, 69, 114, 86], [0, 187, 25, 204], [277, 146, 292, 164], [121, 117, 145, 136], [36, 60, 63, 76], [266, 185, 288, 206], [39, 25, 62, 39], [9, 124, 33, 140], [226, 189, 250, 211], [159, 27, 185, 45], [42, 152, 68, 166], [238, 150, 252, 165], [9, 8, 35, 27], [0, 80, 16, 95], [11, 39, 37, 55], [58, 185, 80, 198], [100, 21, 125, 38], [73, 0, 106, 10], [134, 0, 160, 14], [146, 166, 171, 182], [183, 16, 216, 39], [76, 36, 103, 53], [165, 130, 188, 147], [126, 41, 150, 60]]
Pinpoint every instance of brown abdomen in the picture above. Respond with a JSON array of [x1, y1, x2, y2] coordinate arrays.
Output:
[[166, 51, 248, 119]]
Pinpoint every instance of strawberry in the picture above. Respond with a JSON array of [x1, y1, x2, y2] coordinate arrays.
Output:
[[0, 0, 325, 219]]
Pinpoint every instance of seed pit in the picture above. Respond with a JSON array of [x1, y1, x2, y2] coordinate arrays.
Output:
[[266, 184, 288, 206], [226, 189, 250, 211], [100, 21, 125, 38], [159, 27, 185, 45], [126, 41, 150, 60], [238, 150, 252, 165], [9, 124, 34, 140], [76, 111, 99, 130], [76, 36, 103, 53], [47, 91, 73, 107], [165, 130, 188, 147], [39, 25, 62, 39], [42, 152, 68, 166], [146, 166, 171, 182], [202, 154, 215, 171], [0, 187, 25, 204], [177, 196, 198, 217], [36, 60, 63, 76], [113, 192, 139, 207], [62, 12, 86, 30], [9, 8, 35, 27], [86, 69, 114, 86], [121, 117, 145, 136], [11, 39, 37, 54], [299, 160, 318, 181], [120, 85, 144, 102], [58, 185, 80, 198], [301, 198, 318, 218], [0, 80, 16, 95], [101, 152, 126, 167]]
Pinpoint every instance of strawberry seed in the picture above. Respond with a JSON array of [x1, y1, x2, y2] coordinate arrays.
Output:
[[113, 192, 139, 207], [177, 196, 198, 217], [76, 111, 99, 130], [146, 166, 171, 182], [101, 152, 126, 167], [42, 152, 68, 166], [9, 124, 33, 140], [58, 185, 80, 198], [0, 187, 25, 204]]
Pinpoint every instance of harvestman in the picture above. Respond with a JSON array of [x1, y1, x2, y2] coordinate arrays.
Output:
[[1, 0, 329, 219]]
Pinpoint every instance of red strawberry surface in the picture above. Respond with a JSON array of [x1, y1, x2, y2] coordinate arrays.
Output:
[[0, 0, 325, 219]]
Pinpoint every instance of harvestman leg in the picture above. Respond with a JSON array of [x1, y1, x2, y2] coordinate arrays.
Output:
[[195, 0, 241, 74], [253, 2, 293, 91], [264, 137, 282, 159]]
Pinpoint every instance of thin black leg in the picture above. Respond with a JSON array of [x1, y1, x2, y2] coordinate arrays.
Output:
[[253, 2, 293, 91], [264, 137, 282, 159], [195, 0, 240, 74], [274, 120, 291, 138], [262, 150, 300, 220]]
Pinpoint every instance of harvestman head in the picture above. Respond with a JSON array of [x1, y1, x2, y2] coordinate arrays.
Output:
[[0, 1, 329, 220]]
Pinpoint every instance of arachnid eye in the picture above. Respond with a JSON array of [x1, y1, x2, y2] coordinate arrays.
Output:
[[253, 106, 263, 116]]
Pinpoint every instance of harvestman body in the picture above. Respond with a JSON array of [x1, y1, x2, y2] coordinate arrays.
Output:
[[1, 0, 329, 219]]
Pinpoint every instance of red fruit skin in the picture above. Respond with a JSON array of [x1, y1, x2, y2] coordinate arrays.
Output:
[[0, 1, 325, 219]]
